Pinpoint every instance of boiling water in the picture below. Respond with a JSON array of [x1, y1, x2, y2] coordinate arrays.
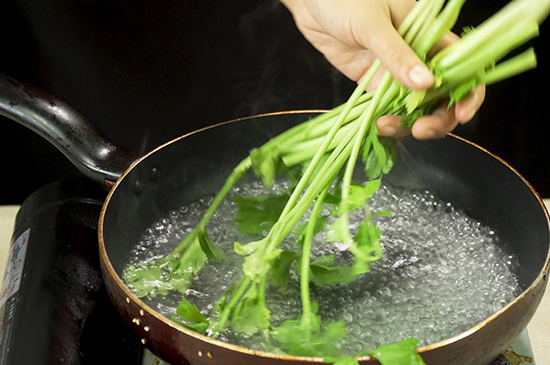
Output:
[[126, 179, 521, 354]]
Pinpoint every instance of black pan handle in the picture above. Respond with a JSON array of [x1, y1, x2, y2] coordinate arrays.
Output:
[[0, 74, 140, 189]]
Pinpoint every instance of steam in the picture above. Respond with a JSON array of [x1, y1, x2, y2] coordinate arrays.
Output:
[[232, 1, 353, 118]]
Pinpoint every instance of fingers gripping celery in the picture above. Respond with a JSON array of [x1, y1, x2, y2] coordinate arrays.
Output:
[[123, 0, 549, 363]]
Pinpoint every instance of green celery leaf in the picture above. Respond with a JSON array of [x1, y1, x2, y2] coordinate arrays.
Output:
[[122, 259, 174, 298], [234, 193, 289, 235], [123, 250, 199, 298], [354, 219, 384, 263], [293, 215, 328, 238], [405, 89, 426, 114], [374, 210, 392, 216], [231, 283, 271, 335], [325, 338, 424, 365], [400, 109, 426, 129], [207, 284, 234, 334], [324, 357, 359, 365], [271, 307, 347, 357], [175, 296, 207, 323], [364, 136, 397, 179], [171, 316, 209, 333], [198, 230, 226, 261], [123, 228, 227, 298], [242, 246, 282, 282], [311, 254, 336, 267], [170, 237, 207, 275], [171, 296, 209, 334], [250, 147, 283, 186], [460, 25, 475, 37], [309, 256, 358, 286], [326, 218, 348, 243], [323, 192, 342, 206], [380, 137, 397, 175], [268, 249, 297, 293], [234, 238, 264, 256], [448, 76, 479, 105], [341, 180, 382, 214], [362, 338, 425, 365], [123, 263, 190, 297]]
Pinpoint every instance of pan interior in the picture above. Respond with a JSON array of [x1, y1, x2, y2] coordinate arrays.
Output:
[[102, 112, 549, 297], [387, 136, 549, 289]]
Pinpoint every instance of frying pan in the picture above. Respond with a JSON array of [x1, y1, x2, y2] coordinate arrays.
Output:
[[1, 73, 548, 365]]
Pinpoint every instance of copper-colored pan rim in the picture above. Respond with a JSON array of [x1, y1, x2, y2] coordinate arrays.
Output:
[[97, 110, 550, 362]]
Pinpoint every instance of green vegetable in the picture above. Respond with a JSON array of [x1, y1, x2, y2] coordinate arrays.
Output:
[[123, 0, 549, 363], [326, 338, 424, 365], [271, 301, 347, 357], [171, 296, 209, 333], [362, 338, 425, 365], [234, 193, 290, 235], [123, 227, 226, 297]]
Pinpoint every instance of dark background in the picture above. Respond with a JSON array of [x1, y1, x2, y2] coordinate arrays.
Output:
[[0, 0, 548, 203]]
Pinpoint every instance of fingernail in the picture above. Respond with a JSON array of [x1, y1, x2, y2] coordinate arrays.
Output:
[[424, 128, 437, 139], [408, 65, 433, 88], [414, 126, 437, 139], [458, 104, 478, 124], [462, 108, 477, 124], [379, 125, 399, 136]]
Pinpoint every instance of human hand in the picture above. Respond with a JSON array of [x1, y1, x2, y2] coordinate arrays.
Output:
[[280, 0, 485, 139]]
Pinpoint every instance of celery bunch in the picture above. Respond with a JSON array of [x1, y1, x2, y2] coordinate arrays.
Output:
[[123, 0, 549, 363]]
